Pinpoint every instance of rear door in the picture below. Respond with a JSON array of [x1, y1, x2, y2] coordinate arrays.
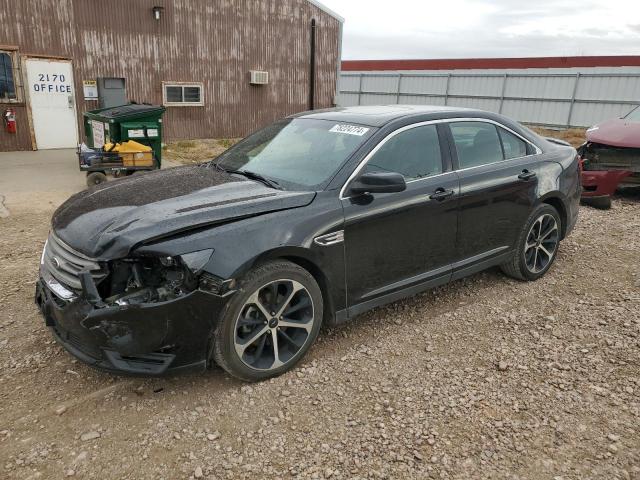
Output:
[[446, 120, 541, 278], [342, 123, 459, 307]]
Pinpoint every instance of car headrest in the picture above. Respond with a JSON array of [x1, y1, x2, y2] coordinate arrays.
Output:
[[473, 129, 495, 147]]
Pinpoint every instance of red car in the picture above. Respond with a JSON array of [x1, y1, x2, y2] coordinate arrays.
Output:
[[578, 106, 640, 208]]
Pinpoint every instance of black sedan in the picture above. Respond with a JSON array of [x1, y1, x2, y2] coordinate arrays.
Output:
[[35, 106, 581, 381]]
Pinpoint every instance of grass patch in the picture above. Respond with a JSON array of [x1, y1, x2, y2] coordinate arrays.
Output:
[[173, 140, 198, 149], [218, 138, 240, 149], [164, 138, 241, 165], [530, 127, 586, 148]]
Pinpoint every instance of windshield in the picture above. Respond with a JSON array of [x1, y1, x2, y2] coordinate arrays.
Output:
[[215, 118, 375, 191], [625, 106, 640, 122]]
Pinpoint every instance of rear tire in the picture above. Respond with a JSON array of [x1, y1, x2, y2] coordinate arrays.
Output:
[[211, 260, 323, 382], [501, 204, 562, 281], [86, 172, 107, 187], [581, 196, 612, 210]]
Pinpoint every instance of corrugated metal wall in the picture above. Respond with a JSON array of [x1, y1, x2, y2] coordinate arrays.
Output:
[[0, 0, 341, 151], [339, 70, 640, 128]]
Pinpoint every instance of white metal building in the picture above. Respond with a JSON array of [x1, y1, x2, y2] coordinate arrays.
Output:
[[338, 56, 640, 128]]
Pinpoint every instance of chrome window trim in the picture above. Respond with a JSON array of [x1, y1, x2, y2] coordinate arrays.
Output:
[[339, 117, 542, 200]]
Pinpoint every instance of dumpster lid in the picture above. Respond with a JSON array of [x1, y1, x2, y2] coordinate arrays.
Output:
[[92, 104, 165, 119]]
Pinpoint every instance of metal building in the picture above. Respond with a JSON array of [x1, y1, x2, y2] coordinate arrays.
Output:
[[339, 57, 640, 128], [0, 0, 343, 152]]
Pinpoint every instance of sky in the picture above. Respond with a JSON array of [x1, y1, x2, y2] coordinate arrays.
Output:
[[319, 0, 640, 60]]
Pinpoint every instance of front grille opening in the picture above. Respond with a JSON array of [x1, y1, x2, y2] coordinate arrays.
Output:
[[104, 350, 176, 374], [43, 234, 108, 291], [119, 355, 167, 365]]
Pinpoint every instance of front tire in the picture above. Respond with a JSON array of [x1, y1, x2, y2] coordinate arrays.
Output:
[[501, 204, 562, 281], [211, 260, 323, 382]]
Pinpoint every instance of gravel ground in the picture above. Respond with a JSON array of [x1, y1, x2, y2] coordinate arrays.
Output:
[[1, 195, 639, 479]]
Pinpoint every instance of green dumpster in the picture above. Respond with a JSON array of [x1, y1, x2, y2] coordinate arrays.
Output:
[[83, 104, 166, 167]]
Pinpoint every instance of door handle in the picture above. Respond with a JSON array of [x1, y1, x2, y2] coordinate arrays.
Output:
[[429, 188, 455, 201], [518, 169, 537, 181]]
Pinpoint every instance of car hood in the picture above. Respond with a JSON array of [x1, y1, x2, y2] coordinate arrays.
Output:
[[586, 118, 640, 148], [52, 165, 316, 259]]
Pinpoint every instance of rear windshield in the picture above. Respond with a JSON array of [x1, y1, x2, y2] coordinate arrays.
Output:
[[216, 118, 375, 191], [624, 106, 640, 122]]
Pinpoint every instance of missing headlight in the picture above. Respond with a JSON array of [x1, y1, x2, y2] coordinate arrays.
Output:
[[105, 255, 199, 306]]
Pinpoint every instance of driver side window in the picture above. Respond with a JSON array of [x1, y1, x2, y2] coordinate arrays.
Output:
[[363, 124, 443, 180]]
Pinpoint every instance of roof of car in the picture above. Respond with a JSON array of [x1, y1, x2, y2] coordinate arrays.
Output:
[[292, 105, 477, 127]]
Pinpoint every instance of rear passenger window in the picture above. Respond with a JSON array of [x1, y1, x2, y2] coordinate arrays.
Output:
[[450, 122, 503, 169], [364, 125, 442, 180], [499, 127, 528, 159]]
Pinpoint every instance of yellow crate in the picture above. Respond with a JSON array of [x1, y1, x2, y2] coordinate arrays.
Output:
[[120, 151, 154, 167]]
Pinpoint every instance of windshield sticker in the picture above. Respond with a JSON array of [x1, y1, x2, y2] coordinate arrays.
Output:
[[330, 124, 370, 136]]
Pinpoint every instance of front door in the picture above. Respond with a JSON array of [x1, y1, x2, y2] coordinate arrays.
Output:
[[25, 58, 78, 149], [342, 123, 459, 307]]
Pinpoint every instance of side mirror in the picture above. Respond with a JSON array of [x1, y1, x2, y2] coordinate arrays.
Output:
[[350, 172, 406, 195]]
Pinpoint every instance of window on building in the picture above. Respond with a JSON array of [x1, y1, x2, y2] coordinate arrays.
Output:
[[450, 122, 504, 169], [363, 125, 443, 180], [163, 82, 203, 106], [0, 52, 17, 101]]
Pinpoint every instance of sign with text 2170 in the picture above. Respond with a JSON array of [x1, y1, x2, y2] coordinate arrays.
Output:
[[33, 73, 72, 94]]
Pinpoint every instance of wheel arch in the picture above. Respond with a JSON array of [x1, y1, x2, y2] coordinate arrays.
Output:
[[249, 247, 336, 326], [538, 193, 568, 239]]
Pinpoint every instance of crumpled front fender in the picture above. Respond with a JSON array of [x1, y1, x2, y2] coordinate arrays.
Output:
[[36, 278, 233, 374]]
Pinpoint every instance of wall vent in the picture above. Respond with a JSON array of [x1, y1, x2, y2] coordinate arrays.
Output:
[[249, 70, 269, 85]]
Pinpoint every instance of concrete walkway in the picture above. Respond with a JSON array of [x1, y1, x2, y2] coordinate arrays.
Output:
[[0, 149, 180, 214], [0, 149, 85, 213]]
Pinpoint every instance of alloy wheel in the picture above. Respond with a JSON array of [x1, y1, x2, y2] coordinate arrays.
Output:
[[524, 213, 559, 274], [234, 279, 315, 371]]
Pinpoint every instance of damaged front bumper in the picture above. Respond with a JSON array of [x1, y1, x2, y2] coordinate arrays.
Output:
[[578, 141, 638, 201], [34, 272, 233, 375], [581, 170, 633, 198]]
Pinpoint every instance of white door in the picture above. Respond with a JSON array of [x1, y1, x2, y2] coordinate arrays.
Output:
[[25, 59, 79, 149]]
